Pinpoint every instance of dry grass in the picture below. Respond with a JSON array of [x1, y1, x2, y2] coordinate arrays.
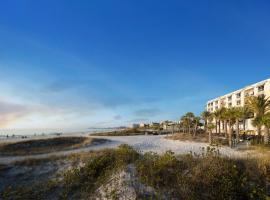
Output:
[[1, 146, 269, 200], [165, 133, 228, 146], [0, 137, 108, 156], [0, 146, 270, 200], [91, 128, 145, 136], [165, 133, 209, 143], [13, 155, 66, 166]]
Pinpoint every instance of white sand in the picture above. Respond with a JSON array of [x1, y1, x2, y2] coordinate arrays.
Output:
[[0, 135, 250, 164]]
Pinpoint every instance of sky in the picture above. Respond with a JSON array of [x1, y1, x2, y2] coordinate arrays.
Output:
[[0, 0, 270, 132]]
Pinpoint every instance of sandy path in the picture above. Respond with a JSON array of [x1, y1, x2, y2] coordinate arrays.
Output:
[[0, 135, 250, 164]]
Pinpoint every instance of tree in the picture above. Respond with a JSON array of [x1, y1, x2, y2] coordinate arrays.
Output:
[[213, 109, 222, 135], [193, 116, 201, 136], [225, 108, 237, 148], [233, 107, 245, 143], [247, 94, 270, 142], [240, 106, 252, 132], [220, 107, 229, 138], [201, 111, 211, 133], [186, 112, 195, 134], [180, 115, 189, 133], [180, 112, 195, 134], [207, 122, 215, 145], [262, 113, 270, 145]]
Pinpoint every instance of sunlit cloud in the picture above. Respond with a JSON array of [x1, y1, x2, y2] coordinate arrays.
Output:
[[0, 100, 33, 128]]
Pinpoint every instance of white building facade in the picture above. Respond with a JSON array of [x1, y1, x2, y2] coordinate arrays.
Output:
[[206, 78, 270, 134]]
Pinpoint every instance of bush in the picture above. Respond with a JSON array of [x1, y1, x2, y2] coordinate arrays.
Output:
[[136, 151, 268, 200], [2, 145, 269, 200], [1, 145, 139, 200], [61, 144, 139, 198]]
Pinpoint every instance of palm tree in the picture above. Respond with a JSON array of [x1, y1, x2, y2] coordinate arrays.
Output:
[[207, 123, 215, 145], [240, 106, 252, 132], [201, 111, 211, 133], [247, 94, 270, 142], [252, 116, 264, 143], [186, 112, 195, 134], [180, 116, 187, 133], [234, 107, 244, 143], [180, 112, 195, 134], [213, 109, 222, 135], [262, 113, 270, 145], [220, 107, 229, 138], [225, 108, 237, 147], [193, 116, 201, 136]]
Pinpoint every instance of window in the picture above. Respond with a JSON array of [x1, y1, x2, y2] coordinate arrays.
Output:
[[228, 102, 232, 107], [236, 93, 241, 98], [228, 96, 232, 101], [215, 101, 218, 105], [258, 85, 264, 92], [215, 106, 218, 110], [237, 100, 241, 105]]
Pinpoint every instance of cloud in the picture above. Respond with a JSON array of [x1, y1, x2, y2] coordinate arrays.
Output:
[[0, 101, 33, 127], [43, 80, 76, 93], [126, 118, 149, 123], [113, 115, 122, 120], [134, 108, 162, 117]]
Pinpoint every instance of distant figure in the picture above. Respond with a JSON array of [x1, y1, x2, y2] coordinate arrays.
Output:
[[6, 135, 9, 138]]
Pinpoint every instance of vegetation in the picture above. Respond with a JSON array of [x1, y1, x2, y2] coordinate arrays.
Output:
[[1, 145, 269, 200], [91, 128, 146, 136], [201, 111, 211, 133], [262, 113, 270, 145], [179, 112, 203, 135], [136, 149, 269, 200], [165, 132, 208, 143], [193, 95, 270, 147], [0, 137, 107, 156], [247, 94, 270, 144], [168, 95, 270, 149], [1, 145, 139, 199]]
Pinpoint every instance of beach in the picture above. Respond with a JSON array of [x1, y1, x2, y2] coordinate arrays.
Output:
[[0, 134, 249, 164]]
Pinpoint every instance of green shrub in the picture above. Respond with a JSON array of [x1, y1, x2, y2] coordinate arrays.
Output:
[[136, 151, 268, 200], [1, 145, 269, 200], [60, 144, 139, 198]]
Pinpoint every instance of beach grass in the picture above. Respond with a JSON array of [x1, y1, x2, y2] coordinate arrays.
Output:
[[1, 145, 269, 200], [0, 137, 108, 156]]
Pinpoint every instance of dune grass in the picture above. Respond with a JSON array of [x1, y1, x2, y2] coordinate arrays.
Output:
[[1, 145, 269, 200], [0, 137, 107, 156], [91, 128, 145, 136], [165, 133, 229, 146]]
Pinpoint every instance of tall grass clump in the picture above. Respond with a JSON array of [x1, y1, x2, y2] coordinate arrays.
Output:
[[1, 145, 139, 200], [1, 145, 269, 200], [136, 148, 269, 200], [60, 144, 139, 198]]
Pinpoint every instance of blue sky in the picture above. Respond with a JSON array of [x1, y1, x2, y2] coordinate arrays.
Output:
[[0, 0, 270, 130]]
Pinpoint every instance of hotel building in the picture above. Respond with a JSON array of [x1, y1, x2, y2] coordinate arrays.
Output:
[[206, 78, 270, 134]]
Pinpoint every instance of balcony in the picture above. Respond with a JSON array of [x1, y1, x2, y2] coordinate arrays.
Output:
[[258, 85, 264, 92]]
